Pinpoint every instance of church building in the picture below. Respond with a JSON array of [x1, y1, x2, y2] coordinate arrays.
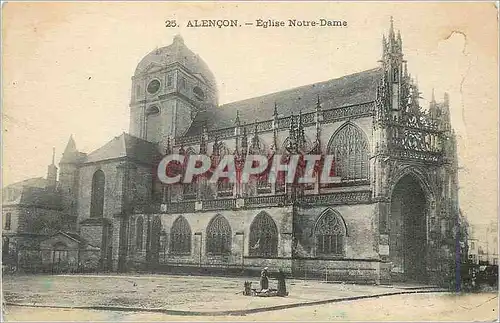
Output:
[[3, 19, 461, 284]]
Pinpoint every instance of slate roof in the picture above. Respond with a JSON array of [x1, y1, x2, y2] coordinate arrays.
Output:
[[2, 177, 62, 209], [185, 67, 382, 136], [5, 177, 48, 189], [18, 187, 62, 209], [84, 132, 159, 164]]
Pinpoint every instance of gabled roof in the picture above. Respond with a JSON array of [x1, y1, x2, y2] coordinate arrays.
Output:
[[44, 231, 101, 250], [84, 132, 159, 164], [185, 67, 382, 135]]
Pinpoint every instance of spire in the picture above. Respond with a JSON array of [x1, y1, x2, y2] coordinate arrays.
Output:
[[273, 102, 278, 117], [298, 111, 306, 150], [165, 136, 172, 155], [234, 110, 241, 126], [316, 95, 322, 112], [383, 15, 403, 61], [289, 114, 296, 140], [241, 123, 248, 155], [212, 136, 219, 156], [51, 147, 55, 165], [431, 88, 436, 103], [47, 147, 58, 189], [440, 92, 451, 132], [63, 135, 76, 155], [389, 16, 395, 40], [60, 135, 80, 164], [315, 97, 322, 145], [250, 120, 260, 154], [200, 127, 207, 154], [298, 110, 303, 131]]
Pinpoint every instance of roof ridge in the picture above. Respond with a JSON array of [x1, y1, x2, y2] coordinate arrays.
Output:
[[219, 67, 381, 108]]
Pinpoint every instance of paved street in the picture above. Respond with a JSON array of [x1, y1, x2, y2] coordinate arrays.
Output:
[[2, 274, 497, 321], [4, 292, 498, 321], [2, 274, 437, 312]]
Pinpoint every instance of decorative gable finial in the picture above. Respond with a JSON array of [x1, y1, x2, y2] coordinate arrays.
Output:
[[235, 110, 241, 126], [165, 136, 172, 155], [316, 95, 322, 111], [241, 123, 248, 155]]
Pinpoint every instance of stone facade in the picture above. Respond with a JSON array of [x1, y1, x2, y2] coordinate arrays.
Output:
[[2, 19, 462, 285]]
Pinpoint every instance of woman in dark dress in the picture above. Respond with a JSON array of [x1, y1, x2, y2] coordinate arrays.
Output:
[[277, 269, 287, 296], [260, 267, 269, 291]]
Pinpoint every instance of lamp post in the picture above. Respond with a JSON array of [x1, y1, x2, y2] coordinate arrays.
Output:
[[235, 231, 245, 270]]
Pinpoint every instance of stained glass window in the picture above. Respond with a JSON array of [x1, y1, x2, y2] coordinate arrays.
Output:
[[327, 123, 369, 181], [206, 215, 232, 255], [249, 212, 278, 257], [315, 209, 346, 256], [170, 216, 191, 255]]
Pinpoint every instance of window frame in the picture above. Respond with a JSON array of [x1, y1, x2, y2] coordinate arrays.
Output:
[[206, 215, 232, 256]]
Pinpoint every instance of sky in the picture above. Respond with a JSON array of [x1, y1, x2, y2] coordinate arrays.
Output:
[[2, 2, 498, 231]]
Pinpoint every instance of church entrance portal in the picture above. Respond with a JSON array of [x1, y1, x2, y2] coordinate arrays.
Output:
[[390, 175, 428, 283]]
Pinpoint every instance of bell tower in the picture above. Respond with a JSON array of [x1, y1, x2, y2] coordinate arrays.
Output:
[[129, 35, 218, 145]]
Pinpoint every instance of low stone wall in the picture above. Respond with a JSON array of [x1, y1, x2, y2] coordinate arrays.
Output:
[[291, 258, 380, 284], [243, 257, 292, 274]]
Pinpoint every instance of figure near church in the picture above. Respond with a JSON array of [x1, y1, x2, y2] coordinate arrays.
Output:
[[260, 267, 269, 291]]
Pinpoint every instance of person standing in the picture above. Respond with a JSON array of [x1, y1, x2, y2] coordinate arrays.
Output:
[[277, 269, 287, 296], [260, 267, 269, 291]]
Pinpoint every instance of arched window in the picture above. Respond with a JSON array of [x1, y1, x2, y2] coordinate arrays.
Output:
[[327, 123, 369, 181], [249, 212, 278, 257], [4, 213, 11, 230], [170, 216, 192, 255], [90, 170, 105, 217], [314, 209, 346, 257], [136, 217, 144, 251], [206, 215, 232, 255]]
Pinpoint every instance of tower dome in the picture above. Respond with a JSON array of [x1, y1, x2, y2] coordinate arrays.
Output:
[[134, 35, 217, 90]]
